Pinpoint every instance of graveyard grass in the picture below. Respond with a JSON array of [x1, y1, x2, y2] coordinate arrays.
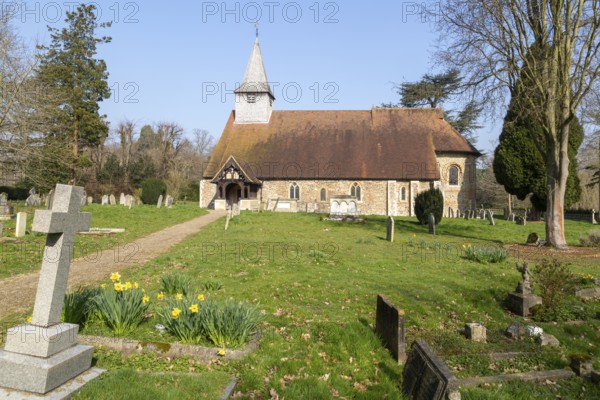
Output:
[[2, 212, 600, 399], [0, 202, 206, 279]]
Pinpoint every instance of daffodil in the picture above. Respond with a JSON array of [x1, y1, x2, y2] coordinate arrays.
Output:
[[114, 282, 124, 292], [110, 272, 121, 282], [197, 294, 205, 301], [157, 292, 165, 300], [26, 315, 32, 323], [176, 293, 183, 300], [171, 307, 182, 319], [134, 282, 139, 289], [124, 282, 133, 291], [100, 283, 106, 289], [218, 348, 226, 356], [142, 295, 150, 304], [189, 304, 199, 313]]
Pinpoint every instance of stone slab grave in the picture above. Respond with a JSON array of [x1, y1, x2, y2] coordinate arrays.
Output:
[[157, 194, 163, 208], [0, 184, 103, 397], [386, 216, 394, 242], [375, 295, 405, 363]]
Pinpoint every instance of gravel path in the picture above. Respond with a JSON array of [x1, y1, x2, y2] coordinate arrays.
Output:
[[0, 210, 226, 321]]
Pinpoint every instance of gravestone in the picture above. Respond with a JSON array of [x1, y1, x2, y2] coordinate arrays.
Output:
[[464, 210, 469, 220], [109, 194, 116, 205], [488, 211, 495, 226], [449, 207, 454, 218], [15, 212, 27, 238], [340, 201, 348, 214], [402, 340, 460, 400], [348, 201, 357, 215], [0, 223, 3, 237], [386, 217, 394, 242], [0, 184, 102, 396], [509, 213, 516, 222], [470, 210, 476, 219], [428, 213, 436, 235], [465, 323, 486, 342], [87, 196, 93, 204], [0, 194, 13, 220], [157, 194, 164, 208], [119, 193, 126, 206], [330, 201, 340, 214], [508, 262, 542, 317], [592, 209, 597, 225], [375, 295, 406, 363], [481, 209, 487, 220], [166, 195, 174, 208], [526, 232, 539, 245], [101, 195, 109, 205], [47, 190, 55, 209], [80, 193, 87, 207]]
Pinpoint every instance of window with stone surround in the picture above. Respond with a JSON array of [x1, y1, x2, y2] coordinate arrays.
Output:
[[351, 182, 362, 201], [401, 187, 406, 201], [449, 165, 460, 186], [290, 182, 300, 199], [320, 188, 327, 201], [247, 93, 257, 103]]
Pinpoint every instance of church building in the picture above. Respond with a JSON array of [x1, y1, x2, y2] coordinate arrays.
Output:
[[199, 38, 480, 216]]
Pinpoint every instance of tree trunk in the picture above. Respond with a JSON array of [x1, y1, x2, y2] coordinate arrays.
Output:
[[72, 115, 79, 183], [545, 121, 570, 249]]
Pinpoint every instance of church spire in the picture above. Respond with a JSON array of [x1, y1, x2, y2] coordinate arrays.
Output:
[[234, 34, 274, 124]]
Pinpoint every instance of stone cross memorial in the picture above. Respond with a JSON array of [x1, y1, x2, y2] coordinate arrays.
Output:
[[0, 184, 102, 396]]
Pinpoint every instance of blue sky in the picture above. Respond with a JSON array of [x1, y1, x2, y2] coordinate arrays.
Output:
[[9, 0, 497, 152]]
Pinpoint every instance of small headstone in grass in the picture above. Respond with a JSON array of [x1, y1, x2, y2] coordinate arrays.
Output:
[[157, 195, 163, 208], [526, 232, 539, 245], [101, 195, 108, 205], [15, 212, 27, 238], [375, 295, 406, 363], [87, 196, 93, 204], [402, 340, 460, 400], [504, 321, 525, 339], [448, 207, 454, 218], [80, 192, 87, 207], [488, 211, 495, 226], [481, 209, 487, 220], [109, 194, 116, 205], [428, 213, 436, 235], [592, 209, 597, 224], [166, 195, 174, 208], [536, 333, 560, 347], [0, 184, 100, 395], [47, 189, 55, 209], [464, 323, 486, 342], [119, 193, 126, 206], [386, 216, 394, 242], [575, 287, 600, 301]]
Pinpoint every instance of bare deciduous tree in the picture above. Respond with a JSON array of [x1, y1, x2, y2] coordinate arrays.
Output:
[[438, 0, 600, 248]]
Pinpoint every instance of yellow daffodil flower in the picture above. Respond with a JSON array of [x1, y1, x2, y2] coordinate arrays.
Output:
[[197, 294, 205, 301], [171, 308, 182, 319], [100, 283, 106, 289], [124, 282, 133, 291], [134, 282, 139, 289], [110, 272, 121, 282], [157, 292, 165, 300], [114, 282, 124, 292], [189, 304, 199, 313], [27, 316, 32, 323], [176, 293, 183, 300], [218, 349, 226, 356], [142, 295, 150, 304]]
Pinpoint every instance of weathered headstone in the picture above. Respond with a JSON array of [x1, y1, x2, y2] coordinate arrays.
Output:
[[592, 209, 597, 225], [526, 232, 539, 245], [0, 194, 12, 220], [109, 194, 116, 205], [80, 193, 87, 207], [157, 194, 164, 208], [488, 211, 495, 226], [516, 215, 527, 225], [504, 321, 525, 339], [119, 193, 126, 206], [481, 209, 487, 220], [87, 196, 93, 204], [0, 184, 102, 395], [428, 213, 436, 235], [375, 295, 406, 363], [508, 262, 542, 317], [386, 216, 394, 242], [509, 213, 515, 222], [15, 212, 27, 238], [464, 210, 469, 220], [465, 323, 486, 342], [166, 195, 174, 208], [402, 340, 460, 400], [101, 195, 109, 205], [47, 189, 55, 209]]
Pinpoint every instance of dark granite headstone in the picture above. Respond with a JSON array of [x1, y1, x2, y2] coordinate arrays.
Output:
[[526, 232, 539, 244], [375, 295, 405, 363], [428, 213, 436, 235], [386, 217, 394, 242], [402, 340, 460, 400]]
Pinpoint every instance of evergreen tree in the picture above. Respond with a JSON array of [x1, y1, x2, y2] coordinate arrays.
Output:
[[37, 4, 111, 182]]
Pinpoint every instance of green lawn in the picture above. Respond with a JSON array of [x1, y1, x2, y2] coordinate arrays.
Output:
[[0, 202, 206, 279], [64, 212, 600, 399]]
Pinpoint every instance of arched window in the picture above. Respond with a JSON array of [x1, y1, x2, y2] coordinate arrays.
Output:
[[351, 182, 362, 201], [449, 166, 459, 186], [290, 182, 300, 199], [401, 187, 406, 201], [320, 188, 327, 202]]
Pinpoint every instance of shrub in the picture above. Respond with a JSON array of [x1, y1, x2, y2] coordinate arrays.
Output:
[[463, 244, 509, 263], [579, 230, 600, 248], [414, 188, 444, 225], [533, 258, 574, 312], [161, 274, 191, 296], [94, 282, 149, 335], [158, 297, 204, 344], [62, 287, 99, 327], [0, 186, 30, 201], [140, 178, 166, 205]]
